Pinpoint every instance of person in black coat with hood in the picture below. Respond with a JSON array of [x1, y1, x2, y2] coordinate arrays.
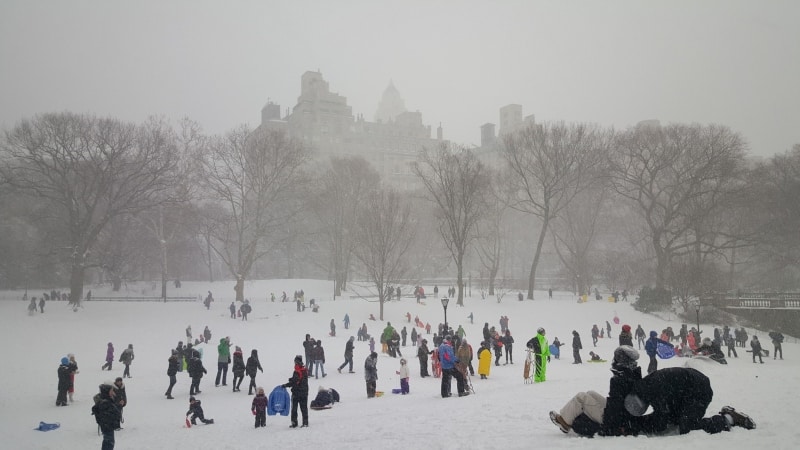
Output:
[[92, 383, 122, 449], [187, 350, 207, 395], [165, 351, 179, 399], [245, 349, 263, 395], [283, 355, 309, 428], [627, 367, 755, 434], [572, 331, 583, 364], [231, 346, 246, 392], [598, 346, 643, 437], [56, 357, 71, 406]]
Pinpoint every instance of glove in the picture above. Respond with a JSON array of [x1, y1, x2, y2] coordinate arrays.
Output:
[[252, 409, 257, 415]]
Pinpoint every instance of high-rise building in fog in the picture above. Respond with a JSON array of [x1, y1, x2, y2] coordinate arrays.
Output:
[[259, 71, 445, 190]]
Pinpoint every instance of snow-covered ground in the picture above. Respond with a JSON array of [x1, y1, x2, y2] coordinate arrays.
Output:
[[1, 279, 797, 450]]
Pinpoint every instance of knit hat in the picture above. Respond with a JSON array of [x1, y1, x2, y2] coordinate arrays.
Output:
[[622, 324, 631, 332], [624, 394, 648, 416], [612, 346, 640, 370], [60, 357, 69, 365], [537, 327, 545, 335], [650, 330, 658, 338], [294, 355, 303, 365]]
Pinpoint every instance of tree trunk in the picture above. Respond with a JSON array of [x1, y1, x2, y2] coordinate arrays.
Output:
[[206, 236, 214, 283], [456, 253, 465, 306], [235, 276, 245, 302], [488, 264, 498, 296], [161, 240, 168, 302], [69, 263, 85, 305], [527, 216, 550, 299]]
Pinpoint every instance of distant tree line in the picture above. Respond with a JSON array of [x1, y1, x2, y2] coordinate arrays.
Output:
[[2, 111, 799, 317]]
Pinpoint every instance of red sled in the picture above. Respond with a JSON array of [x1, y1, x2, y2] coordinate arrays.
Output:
[[185, 417, 191, 428]]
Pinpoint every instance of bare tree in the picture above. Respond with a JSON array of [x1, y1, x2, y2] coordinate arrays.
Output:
[[413, 143, 489, 306], [351, 187, 415, 320], [310, 156, 380, 297], [607, 123, 746, 289], [502, 122, 611, 298], [475, 172, 513, 296], [199, 126, 309, 301], [1, 112, 181, 302]]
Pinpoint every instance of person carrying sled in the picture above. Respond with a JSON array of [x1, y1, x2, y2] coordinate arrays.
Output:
[[527, 328, 550, 382], [282, 355, 309, 428]]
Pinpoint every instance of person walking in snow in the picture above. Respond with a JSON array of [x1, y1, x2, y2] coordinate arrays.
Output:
[[750, 336, 764, 364], [231, 346, 245, 392], [645, 331, 670, 374], [411, 327, 418, 347], [102, 342, 114, 371], [229, 302, 236, 319], [119, 344, 134, 378], [337, 336, 355, 374], [635, 325, 646, 350], [188, 349, 207, 395], [591, 325, 600, 347], [246, 349, 263, 395], [503, 330, 515, 364]]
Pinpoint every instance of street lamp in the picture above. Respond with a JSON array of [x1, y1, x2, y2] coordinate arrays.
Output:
[[441, 297, 450, 331], [695, 303, 700, 334]]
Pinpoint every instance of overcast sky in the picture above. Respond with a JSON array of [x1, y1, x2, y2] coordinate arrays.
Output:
[[1, 0, 798, 158]]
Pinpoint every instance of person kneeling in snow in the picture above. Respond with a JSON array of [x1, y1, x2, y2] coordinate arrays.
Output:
[[310, 386, 340, 408], [187, 396, 214, 425]]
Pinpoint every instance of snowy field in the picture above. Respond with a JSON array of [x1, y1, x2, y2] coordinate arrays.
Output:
[[1, 279, 798, 450]]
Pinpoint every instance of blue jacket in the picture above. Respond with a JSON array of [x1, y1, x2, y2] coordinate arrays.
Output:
[[268, 386, 290, 416], [438, 342, 458, 370], [645, 335, 670, 357]]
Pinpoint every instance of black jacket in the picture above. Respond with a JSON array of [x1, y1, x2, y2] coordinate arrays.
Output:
[[601, 365, 642, 436], [246, 351, 263, 377], [57, 364, 72, 390], [167, 355, 179, 376], [344, 340, 354, 358], [572, 333, 583, 350], [630, 367, 713, 434], [283, 364, 309, 397], [92, 395, 121, 432], [618, 331, 633, 347], [187, 357, 206, 378], [232, 351, 245, 376]]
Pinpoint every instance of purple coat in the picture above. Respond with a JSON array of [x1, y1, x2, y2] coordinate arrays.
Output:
[[105, 344, 114, 362]]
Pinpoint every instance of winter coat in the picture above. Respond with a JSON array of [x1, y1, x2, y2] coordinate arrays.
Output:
[[344, 339, 354, 358], [397, 363, 410, 379], [618, 331, 633, 347], [186, 399, 205, 417], [573, 333, 583, 350], [310, 389, 334, 408], [751, 337, 763, 354], [438, 342, 457, 370], [601, 365, 642, 436], [187, 357, 206, 378], [92, 392, 121, 432], [645, 334, 670, 357], [246, 351, 263, 377], [477, 346, 492, 376], [502, 334, 515, 348], [57, 363, 72, 390], [119, 348, 134, 365], [251, 393, 268, 412], [312, 344, 326, 363], [232, 351, 245, 376], [283, 363, 309, 397], [364, 355, 378, 382], [217, 339, 231, 363], [105, 344, 114, 363], [630, 367, 712, 435], [167, 355, 179, 376], [417, 343, 429, 361]]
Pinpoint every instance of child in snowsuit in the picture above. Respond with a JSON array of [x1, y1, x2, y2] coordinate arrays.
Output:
[[397, 358, 410, 394], [251, 387, 268, 428], [187, 396, 214, 425]]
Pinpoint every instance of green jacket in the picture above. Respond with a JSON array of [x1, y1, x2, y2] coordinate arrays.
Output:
[[218, 339, 231, 363]]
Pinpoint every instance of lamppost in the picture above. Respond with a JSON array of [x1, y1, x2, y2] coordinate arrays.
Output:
[[695, 303, 700, 334], [441, 297, 450, 331]]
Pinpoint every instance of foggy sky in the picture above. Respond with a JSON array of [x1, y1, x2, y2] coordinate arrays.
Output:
[[1, 0, 798, 158]]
